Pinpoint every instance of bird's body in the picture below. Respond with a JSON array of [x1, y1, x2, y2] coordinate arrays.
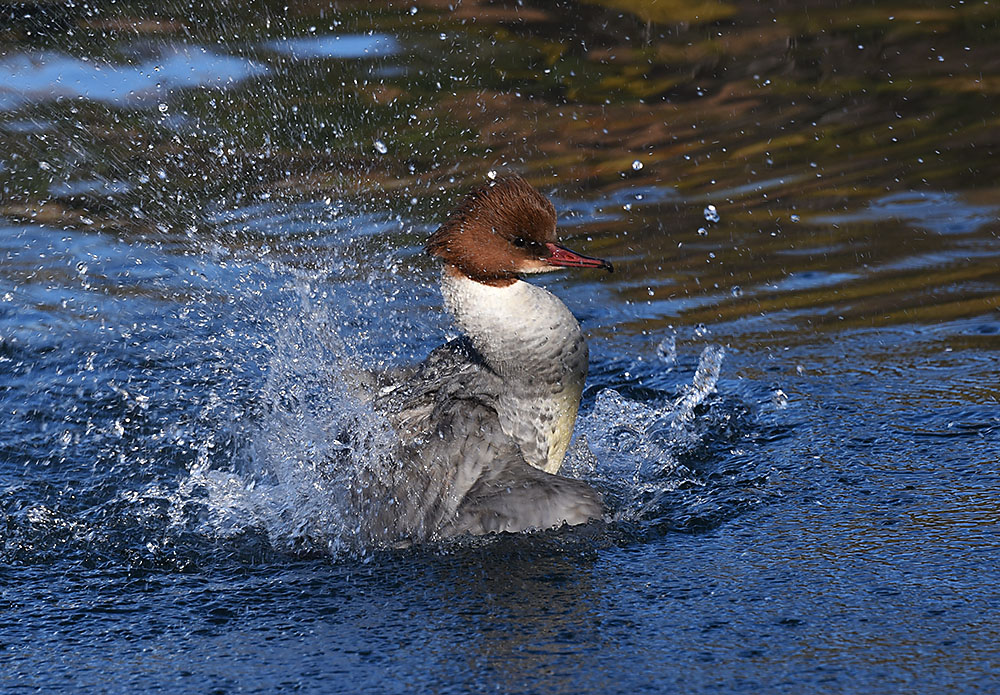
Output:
[[362, 176, 612, 544]]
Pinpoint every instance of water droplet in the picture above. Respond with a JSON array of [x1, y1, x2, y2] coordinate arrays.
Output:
[[730, 285, 743, 297], [790, 214, 800, 222], [373, 140, 388, 154], [158, 103, 168, 113], [487, 170, 497, 180], [697, 227, 708, 236], [703, 205, 720, 223], [631, 159, 643, 171], [694, 323, 709, 337], [656, 334, 676, 367], [772, 389, 789, 408]]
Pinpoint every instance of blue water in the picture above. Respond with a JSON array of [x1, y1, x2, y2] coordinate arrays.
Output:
[[2, 2, 1000, 693], [3, 203, 997, 692]]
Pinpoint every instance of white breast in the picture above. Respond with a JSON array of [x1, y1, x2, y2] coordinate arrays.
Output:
[[440, 270, 588, 473]]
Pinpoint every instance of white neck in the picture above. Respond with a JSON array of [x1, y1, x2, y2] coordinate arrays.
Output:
[[440, 268, 588, 473]]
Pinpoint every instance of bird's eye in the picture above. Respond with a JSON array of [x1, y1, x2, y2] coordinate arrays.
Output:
[[512, 237, 527, 248]]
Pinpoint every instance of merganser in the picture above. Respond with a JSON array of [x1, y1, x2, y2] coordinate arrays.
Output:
[[368, 175, 612, 543]]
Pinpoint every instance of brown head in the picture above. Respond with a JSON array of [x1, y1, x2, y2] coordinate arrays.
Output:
[[426, 176, 612, 286]]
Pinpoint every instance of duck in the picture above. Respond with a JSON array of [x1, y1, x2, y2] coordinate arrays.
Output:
[[365, 175, 612, 543]]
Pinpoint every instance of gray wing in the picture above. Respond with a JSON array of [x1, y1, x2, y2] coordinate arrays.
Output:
[[369, 337, 603, 543], [373, 337, 502, 440], [444, 456, 604, 537]]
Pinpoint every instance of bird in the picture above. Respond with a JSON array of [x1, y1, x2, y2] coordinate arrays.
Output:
[[363, 175, 612, 544]]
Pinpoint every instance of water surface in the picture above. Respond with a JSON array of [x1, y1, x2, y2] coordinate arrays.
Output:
[[1, 1, 998, 692]]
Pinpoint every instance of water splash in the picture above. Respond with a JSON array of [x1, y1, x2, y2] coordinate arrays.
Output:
[[672, 344, 725, 439], [168, 277, 397, 557], [565, 344, 727, 523]]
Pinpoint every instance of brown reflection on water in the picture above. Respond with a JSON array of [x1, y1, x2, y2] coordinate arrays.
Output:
[[1, 0, 998, 338]]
